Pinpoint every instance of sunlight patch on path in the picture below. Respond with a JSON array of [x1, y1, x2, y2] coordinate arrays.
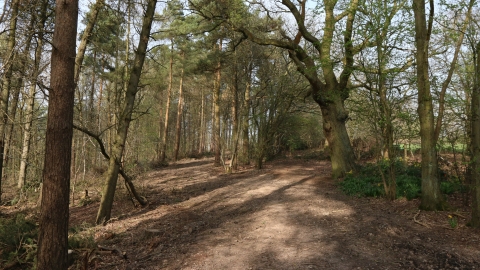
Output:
[[182, 163, 356, 269]]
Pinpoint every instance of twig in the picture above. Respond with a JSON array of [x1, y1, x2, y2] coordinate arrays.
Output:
[[413, 210, 430, 228], [97, 245, 127, 259], [451, 212, 468, 219]]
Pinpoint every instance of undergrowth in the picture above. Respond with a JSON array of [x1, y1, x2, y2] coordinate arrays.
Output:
[[0, 214, 37, 268], [340, 159, 465, 200], [0, 214, 96, 268]]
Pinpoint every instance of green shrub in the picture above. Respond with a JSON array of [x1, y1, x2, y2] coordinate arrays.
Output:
[[68, 222, 96, 249], [0, 214, 38, 264], [440, 178, 466, 195], [340, 159, 422, 199], [340, 174, 383, 197], [340, 159, 465, 200]]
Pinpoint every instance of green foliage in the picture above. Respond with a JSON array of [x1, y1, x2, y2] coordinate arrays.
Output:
[[448, 215, 458, 228], [281, 113, 324, 151], [440, 178, 465, 195], [340, 159, 422, 199], [0, 214, 38, 264], [68, 223, 96, 250]]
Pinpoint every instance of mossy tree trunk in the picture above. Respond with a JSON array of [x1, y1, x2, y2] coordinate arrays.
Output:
[[96, 0, 157, 225], [412, 0, 444, 210]]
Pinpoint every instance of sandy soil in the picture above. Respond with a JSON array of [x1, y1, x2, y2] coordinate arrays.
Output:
[[69, 156, 480, 270]]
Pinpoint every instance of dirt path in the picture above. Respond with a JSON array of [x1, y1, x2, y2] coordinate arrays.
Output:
[[70, 157, 480, 269]]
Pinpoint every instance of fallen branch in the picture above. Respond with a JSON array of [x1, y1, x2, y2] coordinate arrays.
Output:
[[73, 124, 148, 206], [451, 212, 467, 219], [413, 210, 430, 228], [97, 245, 127, 260]]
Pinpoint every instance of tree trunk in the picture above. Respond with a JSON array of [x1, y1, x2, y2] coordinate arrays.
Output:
[[213, 41, 222, 166], [174, 65, 184, 161], [74, 0, 104, 85], [198, 88, 205, 154], [413, 0, 444, 210], [317, 95, 357, 179], [470, 42, 480, 227], [36, 0, 78, 268], [242, 73, 251, 165], [230, 50, 239, 170], [160, 42, 174, 163], [96, 0, 157, 225], [0, 0, 20, 203]]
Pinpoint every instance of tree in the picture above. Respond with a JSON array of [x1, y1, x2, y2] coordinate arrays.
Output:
[[470, 41, 480, 227], [0, 0, 20, 203], [18, 0, 49, 189], [36, 0, 78, 268], [191, 0, 361, 177], [96, 0, 157, 224], [412, 0, 444, 210]]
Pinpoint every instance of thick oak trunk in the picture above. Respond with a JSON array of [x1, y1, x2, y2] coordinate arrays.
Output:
[[318, 98, 356, 179]]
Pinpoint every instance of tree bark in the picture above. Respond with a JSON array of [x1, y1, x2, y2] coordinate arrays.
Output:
[[213, 40, 222, 166], [36, 0, 78, 269], [0, 0, 20, 203], [160, 42, 174, 163], [74, 0, 105, 85], [174, 63, 184, 161], [470, 42, 480, 227], [242, 64, 252, 165], [96, 0, 157, 225], [413, 0, 444, 210]]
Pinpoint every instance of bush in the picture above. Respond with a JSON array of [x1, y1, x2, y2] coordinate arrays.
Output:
[[339, 159, 422, 199], [0, 214, 38, 265], [340, 159, 467, 200]]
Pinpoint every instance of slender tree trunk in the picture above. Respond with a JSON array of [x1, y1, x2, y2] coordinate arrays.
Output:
[[433, 0, 474, 143], [470, 42, 480, 227], [160, 42, 174, 163], [36, 0, 78, 268], [413, 0, 444, 210], [230, 50, 239, 170], [0, 0, 20, 203], [74, 0, 104, 85], [96, 0, 157, 225], [4, 15, 35, 175], [198, 88, 205, 154], [242, 73, 251, 165], [174, 64, 184, 161], [213, 40, 222, 166]]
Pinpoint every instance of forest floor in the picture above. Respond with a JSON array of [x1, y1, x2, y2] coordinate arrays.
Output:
[[65, 153, 480, 269]]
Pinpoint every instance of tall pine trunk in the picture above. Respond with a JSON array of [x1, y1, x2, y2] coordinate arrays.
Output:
[[160, 42, 174, 163], [174, 65, 184, 161], [96, 0, 157, 224], [36, 0, 78, 268], [213, 41, 222, 166]]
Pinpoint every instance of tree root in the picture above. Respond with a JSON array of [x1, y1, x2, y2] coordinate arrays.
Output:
[[413, 210, 431, 228]]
